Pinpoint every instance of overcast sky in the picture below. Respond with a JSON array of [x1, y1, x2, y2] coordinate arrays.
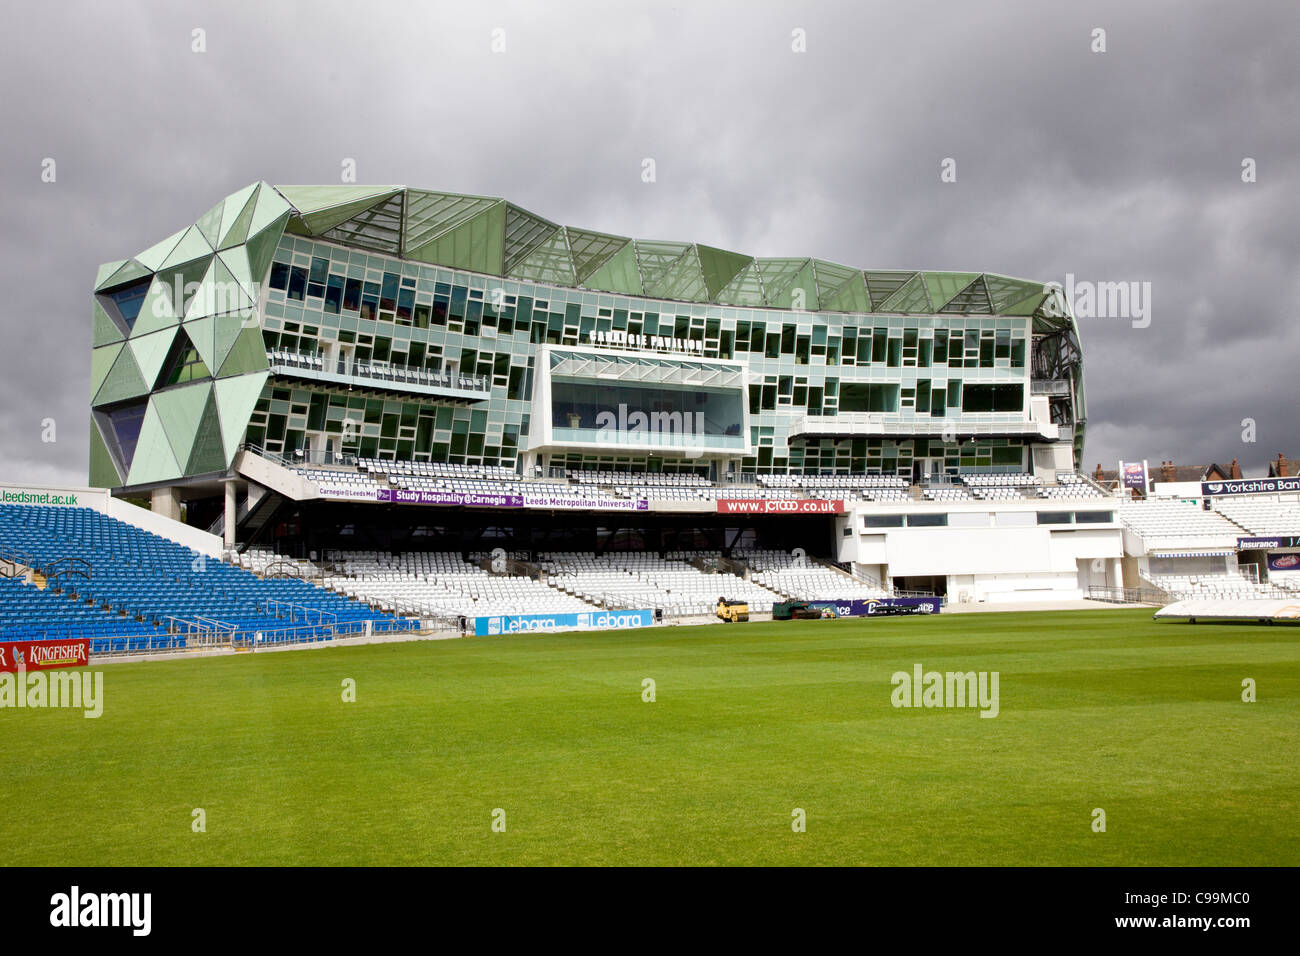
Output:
[[2, 0, 1296, 486]]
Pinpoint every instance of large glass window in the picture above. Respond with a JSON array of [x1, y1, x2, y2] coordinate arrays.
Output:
[[103, 402, 148, 470], [839, 383, 899, 412], [550, 381, 744, 440], [961, 384, 1023, 413]]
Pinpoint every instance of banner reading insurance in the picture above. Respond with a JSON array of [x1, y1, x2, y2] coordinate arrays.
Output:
[[716, 499, 844, 515], [0, 638, 89, 672]]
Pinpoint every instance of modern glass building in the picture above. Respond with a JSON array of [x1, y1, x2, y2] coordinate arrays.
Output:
[[89, 183, 1085, 501]]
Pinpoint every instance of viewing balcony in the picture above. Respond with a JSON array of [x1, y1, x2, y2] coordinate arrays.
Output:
[[266, 350, 492, 402], [786, 413, 1059, 441]]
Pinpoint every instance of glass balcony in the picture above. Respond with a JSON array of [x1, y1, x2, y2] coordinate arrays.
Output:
[[266, 349, 492, 401]]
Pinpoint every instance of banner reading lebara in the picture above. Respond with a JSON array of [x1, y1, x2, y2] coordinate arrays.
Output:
[[475, 609, 655, 636], [716, 499, 845, 515], [0, 638, 89, 672]]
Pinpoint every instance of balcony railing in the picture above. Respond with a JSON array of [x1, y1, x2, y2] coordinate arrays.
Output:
[[267, 350, 492, 398]]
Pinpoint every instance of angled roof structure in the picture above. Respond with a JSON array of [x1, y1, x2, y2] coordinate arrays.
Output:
[[260, 184, 1066, 321]]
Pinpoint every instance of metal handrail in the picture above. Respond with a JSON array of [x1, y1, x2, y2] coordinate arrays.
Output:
[[268, 349, 491, 393]]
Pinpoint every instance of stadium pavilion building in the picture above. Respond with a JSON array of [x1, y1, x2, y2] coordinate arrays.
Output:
[[88, 183, 1119, 601]]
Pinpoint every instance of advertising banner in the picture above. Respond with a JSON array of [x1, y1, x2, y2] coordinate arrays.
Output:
[[372, 489, 651, 510], [807, 598, 942, 617], [716, 499, 845, 515], [1119, 460, 1148, 490], [1203, 477, 1300, 496], [0, 488, 82, 507], [523, 496, 649, 511], [317, 484, 386, 502], [376, 488, 523, 508], [475, 609, 655, 637], [1238, 536, 1300, 551], [0, 638, 90, 672], [1268, 553, 1300, 572]]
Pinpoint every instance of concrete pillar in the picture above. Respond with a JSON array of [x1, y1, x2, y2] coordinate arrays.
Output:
[[151, 486, 181, 522], [223, 480, 237, 549]]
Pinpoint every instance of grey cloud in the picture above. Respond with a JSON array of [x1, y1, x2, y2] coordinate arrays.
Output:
[[0, 0, 1295, 485]]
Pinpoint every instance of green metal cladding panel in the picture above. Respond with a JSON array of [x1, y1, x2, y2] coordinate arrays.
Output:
[[88, 417, 122, 488], [581, 241, 644, 295]]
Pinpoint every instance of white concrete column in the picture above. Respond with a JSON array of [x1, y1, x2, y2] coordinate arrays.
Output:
[[223, 480, 237, 549], [151, 486, 181, 522]]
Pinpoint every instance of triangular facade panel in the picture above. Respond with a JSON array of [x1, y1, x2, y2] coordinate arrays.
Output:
[[194, 200, 225, 248], [89, 343, 123, 402], [247, 184, 293, 238], [319, 192, 403, 254], [245, 211, 290, 284], [634, 240, 693, 292], [714, 261, 766, 306], [939, 275, 993, 314], [644, 247, 708, 302], [985, 275, 1046, 314], [923, 272, 980, 311], [185, 390, 228, 475], [507, 227, 575, 285], [216, 183, 260, 250], [216, 325, 268, 378], [295, 189, 402, 235], [128, 328, 176, 391], [406, 200, 505, 274], [580, 241, 644, 295], [134, 229, 187, 272], [125, 401, 182, 487], [812, 260, 859, 304], [878, 273, 933, 313], [160, 226, 213, 271], [93, 346, 149, 407], [402, 190, 499, 256], [864, 271, 918, 311], [821, 272, 872, 313], [214, 372, 270, 459], [767, 259, 817, 310], [88, 416, 123, 488], [503, 204, 559, 274], [152, 380, 212, 469], [755, 258, 809, 305], [566, 227, 631, 284], [93, 300, 125, 347], [697, 245, 752, 301]]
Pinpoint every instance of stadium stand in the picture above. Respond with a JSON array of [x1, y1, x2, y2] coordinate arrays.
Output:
[[1117, 499, 1243, 544], [1211, 498, 1300, 535], [0, 504, 414, 652], [324, 550, 596, 619], [537, 551, 783, 615], [1143, 567, 1275, 600], [737, 549, 890, 600]]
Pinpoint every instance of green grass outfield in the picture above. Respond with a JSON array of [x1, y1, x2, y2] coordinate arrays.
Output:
[[5, 609, 1298, 866]]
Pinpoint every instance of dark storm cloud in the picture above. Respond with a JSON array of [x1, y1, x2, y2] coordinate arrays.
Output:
[[0, 0, 1296, 485]]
